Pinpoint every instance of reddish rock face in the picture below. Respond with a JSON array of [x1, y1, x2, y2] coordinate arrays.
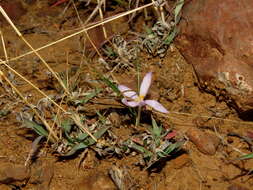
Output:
[[175, 0, 253, 115]]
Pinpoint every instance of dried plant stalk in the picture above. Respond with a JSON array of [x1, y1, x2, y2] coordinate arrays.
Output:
[[97, 0, 107, 39], [0, 72, 58, 141], [0, 31, 58, 141], [0, 6, 69, 94], [71, 114, 97, 142], [0, 2, 154, 65], [70, 0, 102, 57]]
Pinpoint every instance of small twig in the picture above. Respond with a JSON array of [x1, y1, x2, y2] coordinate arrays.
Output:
[[25, 136, 44, 166], [97, 0, 107, 39], [152, 0, 161, 19], [83, 0, 105, 25]]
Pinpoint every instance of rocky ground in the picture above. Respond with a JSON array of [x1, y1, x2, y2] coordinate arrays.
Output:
[[0, 1, 252, 190]]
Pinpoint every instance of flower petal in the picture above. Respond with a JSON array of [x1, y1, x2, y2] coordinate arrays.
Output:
[[122, 98, 140, 107], [140, 72, 152, 97], [118, 85, 138, 99], [144, 100, 169, 113]]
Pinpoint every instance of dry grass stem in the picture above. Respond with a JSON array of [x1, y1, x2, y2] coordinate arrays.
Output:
[[0, 31, 8, 61], [0, 71, 58, 141], [0, 2, 154, 65], [159, 3, 166, 24], [0, 58, 66, 113], [0, 6, 69, 94], [152, 0, 161, 19], [0, 29, 66, 114], [97, 0, 108, 39], [47, 92, 67, 144], [83, 0, 105, 25], [71, 114, 97, 142], [71, 0, 103, 57], [0, 30, 59, 141]]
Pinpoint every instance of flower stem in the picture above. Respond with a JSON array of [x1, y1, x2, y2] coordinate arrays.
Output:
[[135, 106, 141, 126]]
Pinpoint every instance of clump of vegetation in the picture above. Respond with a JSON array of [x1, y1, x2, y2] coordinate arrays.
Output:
[[0, 0, 186, 170]]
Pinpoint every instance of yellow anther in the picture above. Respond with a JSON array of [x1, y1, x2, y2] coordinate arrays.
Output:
[[139, 95, 144, 101]]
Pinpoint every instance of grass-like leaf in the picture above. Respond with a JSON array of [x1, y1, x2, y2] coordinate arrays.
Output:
[[150, 116, 163, 146], [61, 119, 76, 144], [237, 153, 253, 160], [163, 27, 178, 45], [102, 45, 118, 58], [0, 110, 10, 117], [77, 132, 89, 141], [24, 119, 48, 137], [62, 126, 110, 157], [100, 76, 120, 95], [63, 142, 89, 157], [157, 141, 183, 158], [174, 0, 185, 25], [127, 141, 153, 159], [76, 88, 102, 105], [61, 119, 72, 133], [96, 111, 107, 124]]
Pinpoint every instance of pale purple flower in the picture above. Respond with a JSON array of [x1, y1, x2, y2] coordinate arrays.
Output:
[[118, 72, 169, 114]]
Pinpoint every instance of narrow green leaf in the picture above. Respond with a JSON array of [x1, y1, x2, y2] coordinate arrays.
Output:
[[96, 111, 107, 124], [163, 28, 178, 45], [23, 119, 48, 137], [60, 119, 76, 144], [61, 119, 72, 133], [158, 141, 183, 158], [151, 116, 162, 138], [128, 141, 153, 158], [63, 142, 89, 157], [150, 116, 163, 146], [77, 88, 102, 105], [77, 132, 89, 141], [87, 126, 110, 145], [174, 0, 184, 25], [100, 76, 120, 95], [62, 126, 110, 157], [144, 26, 153, 35], [102, 45, 118, 58], [238, 153, 253, 160]]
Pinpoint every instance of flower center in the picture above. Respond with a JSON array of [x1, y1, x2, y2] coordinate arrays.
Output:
[[135, 95, 144, 102]]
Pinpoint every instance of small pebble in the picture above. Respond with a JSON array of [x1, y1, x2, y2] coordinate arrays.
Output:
[[186, 127, 220, 155]]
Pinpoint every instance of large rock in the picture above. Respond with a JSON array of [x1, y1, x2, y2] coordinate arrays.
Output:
[[175, 0, 253, 116]]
